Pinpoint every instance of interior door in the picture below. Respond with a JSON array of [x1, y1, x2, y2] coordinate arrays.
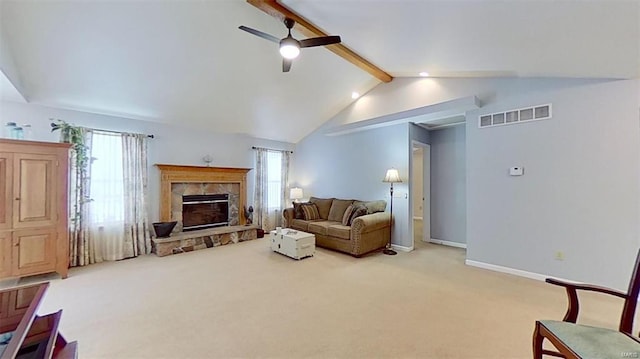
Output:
[[422, 145, 431, 243], [0, 153, 12, 230], [12, 153, 57, 229], [12, 229, 56, 276]]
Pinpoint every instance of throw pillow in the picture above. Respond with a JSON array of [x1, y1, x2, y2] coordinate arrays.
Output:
[[328, 199, 354, 222], [341, 204, 355, 226], [301, 203, 320, 221], [309, 197, 334, 220], [293, 202, 306, 219], [354, 200, 387, 214], [348, 205, 368, 225]]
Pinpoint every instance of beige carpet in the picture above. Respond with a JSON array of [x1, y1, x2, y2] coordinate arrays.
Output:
[[3, 239, 628, 358]]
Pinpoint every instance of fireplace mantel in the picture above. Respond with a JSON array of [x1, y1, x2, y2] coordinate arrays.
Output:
[[156, 164, 252, 224]]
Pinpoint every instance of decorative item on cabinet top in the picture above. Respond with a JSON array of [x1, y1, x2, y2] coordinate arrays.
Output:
[[2, 122, 33, 140]]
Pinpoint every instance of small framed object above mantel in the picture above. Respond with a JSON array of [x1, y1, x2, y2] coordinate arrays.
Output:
[[155, 164, 252, 225]]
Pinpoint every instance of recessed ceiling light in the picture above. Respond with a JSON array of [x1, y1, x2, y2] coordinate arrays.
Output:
[[351, 92, 360, 99], [419, 72, 429, 77]]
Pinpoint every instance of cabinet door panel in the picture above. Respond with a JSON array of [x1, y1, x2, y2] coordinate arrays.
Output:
[[0, 153, 12, 230], [12, 229, 56, 276], [13, 153, 57, 229], [0, 231, 11, 278]]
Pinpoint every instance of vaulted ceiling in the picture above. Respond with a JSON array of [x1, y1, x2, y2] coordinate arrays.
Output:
[[1, 1, 638, 143]]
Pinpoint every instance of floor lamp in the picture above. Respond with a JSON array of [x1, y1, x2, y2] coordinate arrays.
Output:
[[383, 168, 401, 255]]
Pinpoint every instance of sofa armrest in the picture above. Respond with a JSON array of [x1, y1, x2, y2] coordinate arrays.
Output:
[[283, 208, 295, 228], [350, 212, 391, 256], [351, 212, 390, 234]]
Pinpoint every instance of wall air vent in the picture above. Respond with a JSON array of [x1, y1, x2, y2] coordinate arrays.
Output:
[[479, 104, 552, 128]]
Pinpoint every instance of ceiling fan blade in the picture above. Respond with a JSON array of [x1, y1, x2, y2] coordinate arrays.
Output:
[[283, 58, 292, 72], [238, 25, 280, 44], [299, 36, 341, 48]]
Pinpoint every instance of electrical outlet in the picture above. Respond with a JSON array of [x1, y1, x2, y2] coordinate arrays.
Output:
[[554, 251, 564, 261]]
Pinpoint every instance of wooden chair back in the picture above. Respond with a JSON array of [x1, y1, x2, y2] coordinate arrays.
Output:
[[620, 249, 640, 334]]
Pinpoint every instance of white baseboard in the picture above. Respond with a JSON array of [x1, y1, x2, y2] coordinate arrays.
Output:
[[391, 244, 413, 252], [465, 260, 553, 282], [429, 238, 467, 249]]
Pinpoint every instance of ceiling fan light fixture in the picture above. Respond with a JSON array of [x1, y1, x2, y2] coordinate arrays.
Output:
[[239, 18, 341, 72], [279, 37, 300, 59]]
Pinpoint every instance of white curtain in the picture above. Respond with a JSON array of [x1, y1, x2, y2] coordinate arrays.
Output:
[[67, 128, 94, 266], [254, 148, 290, 231], [255, 148, 270, 230], [280, 151, 291, 224], [122, 133, 151, 257]]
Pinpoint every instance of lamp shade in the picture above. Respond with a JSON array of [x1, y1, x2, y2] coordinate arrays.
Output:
[[290, 187, 304, 200], [383, 168, 401, 183]]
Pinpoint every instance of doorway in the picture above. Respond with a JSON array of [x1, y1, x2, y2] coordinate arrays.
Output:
[[411, 141, 430, 249]]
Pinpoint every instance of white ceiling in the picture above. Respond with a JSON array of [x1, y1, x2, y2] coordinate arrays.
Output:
[[284, 0, 640, 79], [1, 1, 638, 143]]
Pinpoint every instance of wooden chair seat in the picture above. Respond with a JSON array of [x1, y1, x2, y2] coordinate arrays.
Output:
[[537, 320, 640, 359], [533, 249, 640, 359]]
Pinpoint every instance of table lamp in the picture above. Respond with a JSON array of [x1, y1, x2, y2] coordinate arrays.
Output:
[[290, 187, 304, 204]]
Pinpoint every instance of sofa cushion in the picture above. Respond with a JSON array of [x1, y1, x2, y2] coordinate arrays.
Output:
[[328, 224, 351, 240], [301, 203, 320, 220], [328, 199, 354, 222], [309, 197, 334, 219], [307, 221, 340, 236], [290, 219, 311, 231], [354, 200, 387, 214], [348, 205, 368, 225], [342, 204, 355, 226]]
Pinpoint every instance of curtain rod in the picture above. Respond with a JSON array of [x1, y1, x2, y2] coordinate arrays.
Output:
[[252, 146, 293, 154], [88, 127, 154, 138]]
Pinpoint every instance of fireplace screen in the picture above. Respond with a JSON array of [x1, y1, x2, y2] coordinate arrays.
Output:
[[182, 194, 229, 231]]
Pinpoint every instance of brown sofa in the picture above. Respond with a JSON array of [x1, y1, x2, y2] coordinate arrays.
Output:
[[283, 197, 391, 257]]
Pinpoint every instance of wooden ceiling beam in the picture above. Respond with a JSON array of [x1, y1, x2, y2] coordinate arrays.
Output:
[[247, 0, 393, 83]]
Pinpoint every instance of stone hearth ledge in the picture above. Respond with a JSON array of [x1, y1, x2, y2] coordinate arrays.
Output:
[[152, 224, 259, 257]]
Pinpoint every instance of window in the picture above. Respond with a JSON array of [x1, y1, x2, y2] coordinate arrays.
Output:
[[266, 151, 282, 210], [254, 147, 290, 230], [89, 131, 124, 225]]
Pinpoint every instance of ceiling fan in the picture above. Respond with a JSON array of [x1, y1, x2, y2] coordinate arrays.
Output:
[[239, 18, 341, 72]]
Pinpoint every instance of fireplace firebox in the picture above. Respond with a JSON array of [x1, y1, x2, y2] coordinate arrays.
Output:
[[182, 194, 229, 231]]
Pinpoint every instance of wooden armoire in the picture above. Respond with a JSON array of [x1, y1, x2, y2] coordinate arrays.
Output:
[[0, 139, 71, 280]]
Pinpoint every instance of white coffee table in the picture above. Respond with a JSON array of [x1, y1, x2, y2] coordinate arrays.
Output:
[[269, 228, 315, 260]]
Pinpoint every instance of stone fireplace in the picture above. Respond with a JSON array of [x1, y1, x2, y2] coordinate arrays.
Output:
[[153, 164, 257, 257], [156, 164, 252, 229], [171, 184, 238, 231]]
